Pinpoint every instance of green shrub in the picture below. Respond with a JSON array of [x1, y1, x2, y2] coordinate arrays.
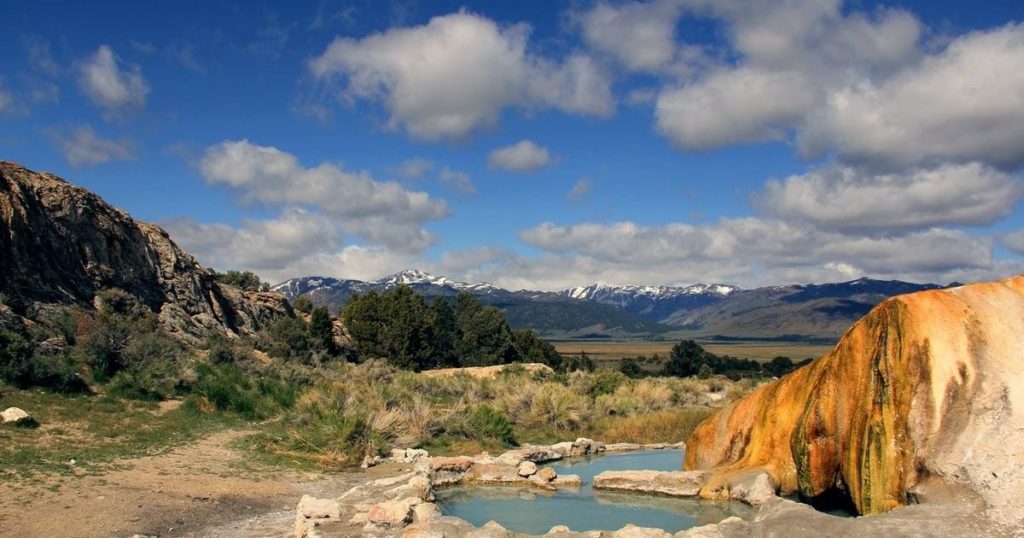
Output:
[[586, 369, 626, 397], [466, 405, 515, 445], [292, 295, 313, 314]]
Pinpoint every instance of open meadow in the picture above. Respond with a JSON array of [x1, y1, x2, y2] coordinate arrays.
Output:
[[553, 340, 834, 370]]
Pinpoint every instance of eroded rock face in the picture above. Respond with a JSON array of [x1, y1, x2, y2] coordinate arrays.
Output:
[[684, 276, 1024, 528], [0, 161, 292, 344]]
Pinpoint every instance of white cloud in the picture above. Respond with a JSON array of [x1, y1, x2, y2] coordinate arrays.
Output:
[[575, 0, 685, 72], [652, 2, 925, 152], [799, 24, 1024, 169], [759, 163, 1023, 232], [199, 140, 448, 251], [309, 11, 613, 140], [510, 219, 999, 289], [50, 125, 135, 167], [77, 45, 149, 117], [566, 178, 593, 202], [439, 167, 476, 194], [656, 67, 818, 150], [393, 157, 434, 179], [165, 211, 415, 284], [488, 140, 552, 172]]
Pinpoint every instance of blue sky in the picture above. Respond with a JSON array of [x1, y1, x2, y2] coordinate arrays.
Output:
[[2, 0, 1023, 290]]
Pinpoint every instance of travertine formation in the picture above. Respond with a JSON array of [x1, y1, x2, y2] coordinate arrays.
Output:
[[684, 276, 1024, 530], [0, 161, 292, 344]]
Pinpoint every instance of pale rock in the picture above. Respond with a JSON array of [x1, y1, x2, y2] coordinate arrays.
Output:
[[550, 474, 582, 487], [405, 448, 429, 462], [367, 497, 421, 528], [613, 524, 673, 538], [1, 407, 31, 423], [411, 502, 442, 523], [726, 471, 777, 506], [517, 461, 538, 477], [296, 495, 341, 520], [593, 470, 708, 497], [472, 463, 523, 483], [532, 467, 557, 485], [547, 525, 571, 533], [391, 448, 408, 460]]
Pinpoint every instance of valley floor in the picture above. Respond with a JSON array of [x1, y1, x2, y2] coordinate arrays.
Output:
[[0, 425, 369, 538]]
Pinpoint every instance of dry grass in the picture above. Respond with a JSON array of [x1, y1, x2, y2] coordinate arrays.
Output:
[[256, 360, 760, 467], [596, 408, 717, 444], [553, 340, 832, 365]]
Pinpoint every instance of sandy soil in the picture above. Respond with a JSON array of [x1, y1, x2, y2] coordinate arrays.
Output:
[[0, 429, 370, 538]]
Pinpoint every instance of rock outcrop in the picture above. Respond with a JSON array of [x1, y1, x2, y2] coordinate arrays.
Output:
[[0, 161, 292, 344], [684, 275, 1024, 530]]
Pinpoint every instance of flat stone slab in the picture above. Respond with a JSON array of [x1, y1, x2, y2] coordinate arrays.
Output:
[[593, 470, 709, 497]]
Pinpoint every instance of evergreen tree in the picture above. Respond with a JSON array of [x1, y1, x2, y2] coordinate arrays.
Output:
[[308, 305, 335, 354], [663, 339, 709, 377]]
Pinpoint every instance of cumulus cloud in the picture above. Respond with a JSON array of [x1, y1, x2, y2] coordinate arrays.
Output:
[[393, 157, 433, 179], [759, 163, 1023, 232], [488, 140, 551, 172], [575, 0, 685, 72], [309, 11, 613, 140], [199, 140, 448, 251], [506, 218, 1001, 289], [165, 211, 414, 283], [566, 178, 593, 202], [77, 45, 149, 117], [656, 67, 818, 150], [650, 4, 1024, 174], [439, 167, 476, 194], [799, 24, 1024, 169], [50, 125, 135, 167]]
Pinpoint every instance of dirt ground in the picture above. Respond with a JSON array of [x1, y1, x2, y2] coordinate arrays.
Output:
[[0, 428, 370, 538]]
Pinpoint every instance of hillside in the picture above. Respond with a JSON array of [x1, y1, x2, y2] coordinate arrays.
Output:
[[0, 161, 292, 344]]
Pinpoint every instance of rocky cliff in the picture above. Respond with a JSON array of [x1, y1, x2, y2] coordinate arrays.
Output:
[[0, 161, 292, 344], [684, 275, 1024, 528]]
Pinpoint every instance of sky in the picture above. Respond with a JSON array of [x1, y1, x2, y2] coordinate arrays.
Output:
[[1, 0, 1023, 291]]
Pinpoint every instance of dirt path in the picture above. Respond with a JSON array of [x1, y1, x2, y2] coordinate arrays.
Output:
[[0, 428, 367, 538]]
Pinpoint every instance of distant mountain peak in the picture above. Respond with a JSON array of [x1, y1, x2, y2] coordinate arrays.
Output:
[[562, 282, 739, 302]]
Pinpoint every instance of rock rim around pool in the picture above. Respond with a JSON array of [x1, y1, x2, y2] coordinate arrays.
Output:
[[294, 438, 687, 537]]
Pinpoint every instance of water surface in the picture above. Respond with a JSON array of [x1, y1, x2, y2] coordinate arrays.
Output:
[[436, 450, 753, 534]]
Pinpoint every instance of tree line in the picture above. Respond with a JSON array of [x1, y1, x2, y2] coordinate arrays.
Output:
[[339, 286, 561, 371], [618, 340, 812, 380]]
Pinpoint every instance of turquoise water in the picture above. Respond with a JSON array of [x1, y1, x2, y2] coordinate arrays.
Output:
[[436, 450, 753, 535]]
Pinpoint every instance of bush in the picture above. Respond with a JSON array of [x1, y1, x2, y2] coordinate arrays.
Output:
[[466, 405, 515, 445], [619, 357, 643, 378], [586, 370, 626, 397], [214, 270, 269, 292], [292, 295, 313, 314]]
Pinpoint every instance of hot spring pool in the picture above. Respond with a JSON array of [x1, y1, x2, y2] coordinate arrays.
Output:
[[435, 450, 753, 534]]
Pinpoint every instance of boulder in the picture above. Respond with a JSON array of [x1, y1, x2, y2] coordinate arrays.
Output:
[[367, 497, 421, 528], [517, 461, 538, 477], [593, 470, 708, 497], [1, 407, 31, 424], [533, 467, 557, 484], [472, 463, 523, 483], [296, 495, 341, 520]]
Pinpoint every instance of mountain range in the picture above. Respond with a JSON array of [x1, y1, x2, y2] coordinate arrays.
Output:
[[272, 270, 945, 342]]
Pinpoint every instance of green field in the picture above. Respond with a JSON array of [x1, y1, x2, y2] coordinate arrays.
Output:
[[552, 340, 834, 370]]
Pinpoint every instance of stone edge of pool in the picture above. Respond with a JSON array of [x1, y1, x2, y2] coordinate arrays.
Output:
[[291, 438, 992, 537]]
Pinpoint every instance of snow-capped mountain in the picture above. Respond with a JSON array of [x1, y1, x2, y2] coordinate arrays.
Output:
[[271, 271, 942, 341], [562, 283, 738, 303], [373, 269, 499, 292]]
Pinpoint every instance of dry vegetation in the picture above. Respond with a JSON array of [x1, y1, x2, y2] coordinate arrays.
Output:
[[554, 340, 833, 368], [252, 361, 765, 469]]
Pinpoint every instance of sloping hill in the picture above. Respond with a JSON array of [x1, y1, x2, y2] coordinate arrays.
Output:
[[0, 161, 292, 344]]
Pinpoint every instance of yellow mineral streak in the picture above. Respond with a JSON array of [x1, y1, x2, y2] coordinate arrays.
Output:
[[684, 275, 1024, 521]]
